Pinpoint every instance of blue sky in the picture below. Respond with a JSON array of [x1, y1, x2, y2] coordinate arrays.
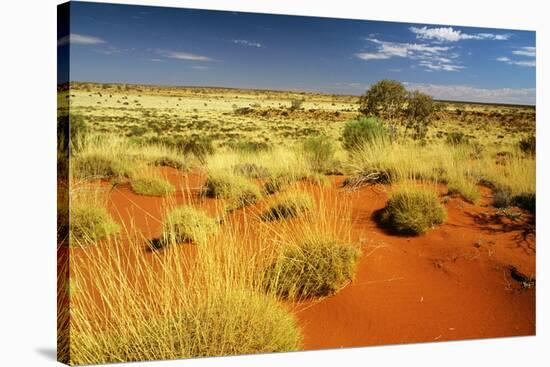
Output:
[[58, 1, 536, 104]]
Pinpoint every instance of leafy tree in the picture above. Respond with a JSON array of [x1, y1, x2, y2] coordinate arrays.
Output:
[[404, 91, 434, 140], [359, 79, 407, 123]]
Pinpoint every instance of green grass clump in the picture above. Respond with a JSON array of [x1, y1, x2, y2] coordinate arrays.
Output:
[[130, 176, 175, 197], [202, 173, 262, 209], [302, 135, 335, 173], [380, 187, 446, 235], [264, 237, 361, 300], [162, 206, 219, 245], [342, 117, 388, 151], [70, 204, 119, 246], [261, 192, 315, 221], [73, 153, 136, 179], [72, 290, 301, 364], [447, 178, 480, 204]]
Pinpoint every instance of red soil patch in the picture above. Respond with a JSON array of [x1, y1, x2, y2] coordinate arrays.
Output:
[[70, 168, 535, 348]]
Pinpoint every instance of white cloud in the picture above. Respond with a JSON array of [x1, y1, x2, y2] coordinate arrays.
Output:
[[156, 49, 214, 62], [232, 39, 265, 48], [57, 33, 106, 47], [150, 58, 164, 62], [403, 82, 535, 104], [355, 38, 462, 72], [192, 65, 209, 70], [410, 26, 510, 42], [497, 46, 536, 67], [512, 46, 536, 57]]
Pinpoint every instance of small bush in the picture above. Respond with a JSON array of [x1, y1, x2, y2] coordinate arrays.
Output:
[[302, 135, 335, 173], [493, 189, 513, 208], [379, 188, 446, 235], [261, 192, 315, 221], [264, 237, 362, 300], [202, 173, 262, 209], [232, 163, 271, 179], [162, 206, 219, 245], [130, 176, 175, 197], [518, 136, 536, 155], [342, 117, 388, 151], [70, 204, 119, 245]]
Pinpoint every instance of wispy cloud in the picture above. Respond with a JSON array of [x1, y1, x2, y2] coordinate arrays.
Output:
[[192, 65, 209, 70], [410, 26, 510, 42], [57, 33, 106, 47], [403, 82, 535, 104], [93, 45, 130, 55], [497, 46, 535, 67], [512, 46, 536, 57], [150, 58, 164, 62], [156, 49, 214, 62], [232, 39, 265, 48], [355, 38, 463, 72]]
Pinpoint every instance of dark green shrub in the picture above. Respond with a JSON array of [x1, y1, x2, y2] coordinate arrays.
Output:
[[342, 117, 388, 150], [512, 193, 536, 213], [302, 135, 335, 173]]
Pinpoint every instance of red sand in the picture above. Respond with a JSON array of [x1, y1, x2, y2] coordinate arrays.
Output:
[[71, 168, 535, 348]]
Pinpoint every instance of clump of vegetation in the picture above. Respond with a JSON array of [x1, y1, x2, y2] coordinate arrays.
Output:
[[494, 189, 536, 214], [264, 236, 362, 300], [70, 204, 119, 246], [379, 187, 446, 235], [302, 135, 335, 173], [73, 153, 137, 179], [261, 192, 315, 221], [232, 163, 271, 179], [150, 155, 188, 170], [178, 136, 215, 163], [264, 174, 294, 194], [342, 117, 388, 150], [130, 176, 175, 197], [446, 132, 469, 145], [518, 136, 536, 155], [512, 192, 536, 213], [73, 290, 301, 364], [202, 172, 262, 209], [162, 206, 219, 245], [447, 178, 480, 204]]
